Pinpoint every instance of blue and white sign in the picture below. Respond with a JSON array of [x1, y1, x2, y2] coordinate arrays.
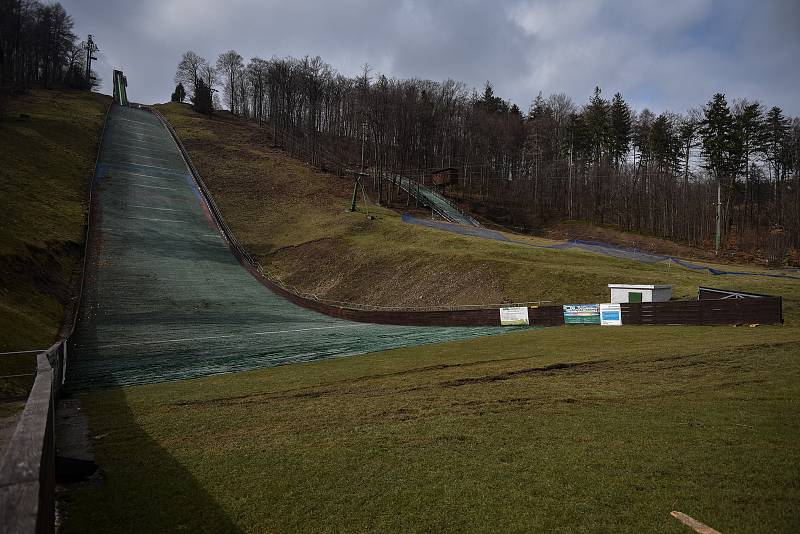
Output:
[[600, 303, 622, 326], [563, 304, 601, 324]]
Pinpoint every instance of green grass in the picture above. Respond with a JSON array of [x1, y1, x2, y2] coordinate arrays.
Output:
[[59, 103, 800, 532], [0, 89, 110, 395], [63, 325, 800, 533]]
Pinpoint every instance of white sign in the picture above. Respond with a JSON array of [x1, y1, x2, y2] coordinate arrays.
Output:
[[500, 306, 530, 326], [600, 303, 622, 326]]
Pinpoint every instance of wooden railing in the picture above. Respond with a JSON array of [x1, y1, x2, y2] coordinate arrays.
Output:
[[0, 99, 111, 533], [0, 343, 65, 534]]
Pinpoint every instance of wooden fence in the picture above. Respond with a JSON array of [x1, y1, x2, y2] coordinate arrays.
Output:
[[620, 287, 783, 326], [0, 344, 65, 534], [249, 276, 783, 328]]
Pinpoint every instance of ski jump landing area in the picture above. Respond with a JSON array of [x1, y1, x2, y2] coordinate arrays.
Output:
[[68, 104, 515, 390]]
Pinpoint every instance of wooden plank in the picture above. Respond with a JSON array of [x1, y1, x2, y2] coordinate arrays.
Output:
[[670, 511, 722, 534], [0, 352, 55, 534], [621, 297, 781, 326]]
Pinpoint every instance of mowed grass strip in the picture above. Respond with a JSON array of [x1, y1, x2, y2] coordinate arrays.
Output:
[[63, 324, 800, 533], [0, 89, 110, 397]]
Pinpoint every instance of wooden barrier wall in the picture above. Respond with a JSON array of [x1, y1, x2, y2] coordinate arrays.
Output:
[[246, 263, 784, 328], [247, 261, 785, 328], [242, 263, 565, 327], [621, 295, 783, 326]]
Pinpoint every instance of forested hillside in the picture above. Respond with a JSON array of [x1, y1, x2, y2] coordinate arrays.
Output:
[[173, 51, 800, 264], [0, 0, 97, 91]]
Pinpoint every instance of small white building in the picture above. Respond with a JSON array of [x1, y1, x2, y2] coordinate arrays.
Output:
[[608, 284, 672, 304]]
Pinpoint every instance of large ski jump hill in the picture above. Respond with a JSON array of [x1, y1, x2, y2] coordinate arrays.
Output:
[[67, 103, 514, 390]]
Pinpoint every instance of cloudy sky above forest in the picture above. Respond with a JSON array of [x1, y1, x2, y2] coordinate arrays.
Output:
[[61, 0, 800, 115]]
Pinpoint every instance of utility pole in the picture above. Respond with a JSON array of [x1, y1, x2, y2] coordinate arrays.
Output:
[[360, 124, 366, 173], [85, 34, 98, 90], [715, 179, 722, 255], [347, 170, 370, 213]]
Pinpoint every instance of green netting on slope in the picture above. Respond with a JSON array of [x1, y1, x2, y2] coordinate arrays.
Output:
[[67, 105, 522, 391]]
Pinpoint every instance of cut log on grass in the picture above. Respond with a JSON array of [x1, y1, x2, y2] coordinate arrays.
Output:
[[671, 511, 722, 534]]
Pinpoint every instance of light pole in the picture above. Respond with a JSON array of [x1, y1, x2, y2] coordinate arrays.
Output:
[[85, 35, 98, 90]]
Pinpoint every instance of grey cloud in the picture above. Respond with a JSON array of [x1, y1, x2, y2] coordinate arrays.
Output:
[[60, 0, 799, 115]]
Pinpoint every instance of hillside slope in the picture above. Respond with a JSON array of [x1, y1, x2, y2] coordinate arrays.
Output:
[[0, 88, 109, 456], [0, 89, 110, 396], [156, 103, 798, 316]]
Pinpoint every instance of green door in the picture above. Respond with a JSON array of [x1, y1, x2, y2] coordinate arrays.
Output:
[[628, 292, 643, 303]]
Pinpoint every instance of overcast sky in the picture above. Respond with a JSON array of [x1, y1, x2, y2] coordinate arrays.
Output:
[[61, 0, 800, 115]]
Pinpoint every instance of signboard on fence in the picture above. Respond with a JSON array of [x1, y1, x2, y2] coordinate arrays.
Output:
[[563, 304, 601, 325], [600, 303, 623, 326], [500, 306, 529, 326]]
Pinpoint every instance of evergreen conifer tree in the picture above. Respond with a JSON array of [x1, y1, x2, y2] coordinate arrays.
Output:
[[609, 92, 632, 168], [765, 106, 791, 224], [171, 83, 186, 103], [192, 79, 213, 115], [700, 93, 736, 254], [585, 86, 610, 162]]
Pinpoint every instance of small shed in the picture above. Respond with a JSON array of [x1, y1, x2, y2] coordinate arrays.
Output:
[[608, 284, 672, 304], [431, 167, 459, 186]]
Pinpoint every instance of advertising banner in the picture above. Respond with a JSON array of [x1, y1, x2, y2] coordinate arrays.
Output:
[[563, 304, 600, 325], [500, 306, 530, 326], [600, 303, 623, 326]]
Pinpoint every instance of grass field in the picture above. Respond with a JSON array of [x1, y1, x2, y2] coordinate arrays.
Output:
[[0, 89, 109, 399], [56, 104, 800, 532], [62, 325, 800, 533]]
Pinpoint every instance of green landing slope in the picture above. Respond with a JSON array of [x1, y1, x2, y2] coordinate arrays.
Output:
[[68, 105, 518, 390]]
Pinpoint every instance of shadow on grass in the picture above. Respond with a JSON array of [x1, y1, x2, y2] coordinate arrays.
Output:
[[61, 384, 244, 534]]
